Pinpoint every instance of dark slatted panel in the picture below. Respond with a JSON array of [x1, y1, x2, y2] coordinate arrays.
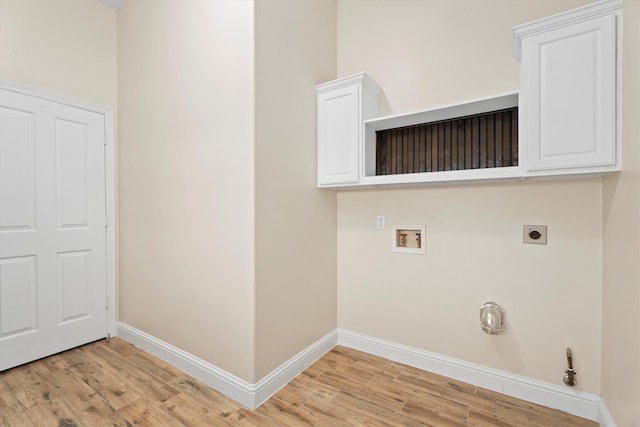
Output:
[[472, 116, 480, 169], [375, 107, 518, 175], [511, 109, 518, 165]]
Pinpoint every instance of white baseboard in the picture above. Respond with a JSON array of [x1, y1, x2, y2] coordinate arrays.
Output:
[[599, 399, 617, 427], [116, 322, 337, 409], [337, 329, 602, 423], [252, 329, 337, 406], [117, 323, 614, 424]]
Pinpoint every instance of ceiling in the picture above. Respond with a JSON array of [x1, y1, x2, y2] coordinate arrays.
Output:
[[98, 0, 127, 9]]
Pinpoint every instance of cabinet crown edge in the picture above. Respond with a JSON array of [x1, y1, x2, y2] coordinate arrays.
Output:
[[513, 0, 622, 61], [316, 72, 381, 95]]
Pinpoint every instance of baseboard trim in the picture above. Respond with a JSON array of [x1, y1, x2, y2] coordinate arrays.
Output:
[[117, 323, 254, 407], [116, 322, 337, 409], [251, 329, 338, 407], [117, 323, 612, 423], [598, 399, 617, 427], [337, 329, 602, 422]]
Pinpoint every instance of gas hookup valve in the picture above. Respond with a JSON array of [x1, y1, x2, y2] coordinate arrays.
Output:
[[563, 347, 577, 387]]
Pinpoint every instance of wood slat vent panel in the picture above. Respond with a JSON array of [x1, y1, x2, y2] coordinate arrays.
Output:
[[375, 107, 518, 175]]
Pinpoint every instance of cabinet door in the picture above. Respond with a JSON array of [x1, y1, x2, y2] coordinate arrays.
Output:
[[522, 14, 617, 171], [317, 85, 360, 185]]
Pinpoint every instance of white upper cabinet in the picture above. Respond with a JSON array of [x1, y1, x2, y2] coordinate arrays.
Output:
[[514, 0, 622, 175], [315, 1, 623, 190], [316, 73, 380, 187]]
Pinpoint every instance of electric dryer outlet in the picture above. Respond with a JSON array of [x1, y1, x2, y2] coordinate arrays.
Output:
[[523, 225, 547, 245]]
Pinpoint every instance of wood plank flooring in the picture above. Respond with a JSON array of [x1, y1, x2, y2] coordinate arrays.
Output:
[[0, 338, 597, 426]]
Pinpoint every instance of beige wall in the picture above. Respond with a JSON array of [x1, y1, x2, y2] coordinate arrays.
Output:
[[0, 0, 117, 108], [601, 0, 640, 424], [8, 2, 639, 419], [254, 0, 337, 381], [117, 0, 256, 380], [338, 0, 592, 117], [337, 0, 603, 392]]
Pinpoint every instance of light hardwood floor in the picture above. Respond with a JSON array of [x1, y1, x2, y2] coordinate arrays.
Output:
[[0, 338, 597, 426]]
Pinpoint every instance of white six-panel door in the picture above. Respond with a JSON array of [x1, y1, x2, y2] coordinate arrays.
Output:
[[0, 88, 107, 370]]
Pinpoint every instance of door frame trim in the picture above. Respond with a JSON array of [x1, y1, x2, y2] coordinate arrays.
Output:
[[0, 80, 117, 338]]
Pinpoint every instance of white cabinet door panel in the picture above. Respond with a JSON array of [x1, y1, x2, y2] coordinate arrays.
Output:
[[318, 85, 360, 185], [316, 73, 380, 187], [523, 15, 617, 171]]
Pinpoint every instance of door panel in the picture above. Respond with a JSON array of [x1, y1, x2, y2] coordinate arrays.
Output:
[[0, 106, 35, 230], [58, 250, 92, 323], [0, 88, 107, 370], [0, 256, 37, 337]]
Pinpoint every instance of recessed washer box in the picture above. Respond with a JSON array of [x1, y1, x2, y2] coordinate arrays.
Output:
[[392, 225, 426, 254]]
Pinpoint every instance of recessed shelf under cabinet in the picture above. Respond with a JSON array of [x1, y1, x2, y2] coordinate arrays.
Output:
[[374, 107, 519, 176], [362, 93, 521, 186]]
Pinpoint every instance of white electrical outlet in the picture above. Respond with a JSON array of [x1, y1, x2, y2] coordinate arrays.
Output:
[[523, 225, 547, 245], [376, 215, 385, 229]]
